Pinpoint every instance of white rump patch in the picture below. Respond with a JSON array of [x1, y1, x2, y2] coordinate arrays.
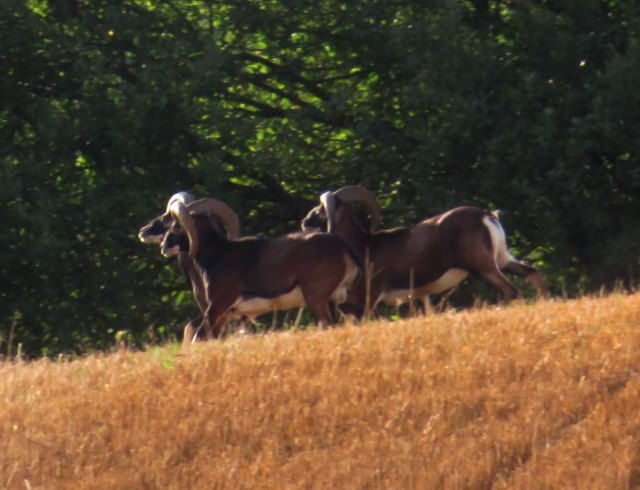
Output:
[[332, 253, 359, 304], [482, 216, 517, 268]]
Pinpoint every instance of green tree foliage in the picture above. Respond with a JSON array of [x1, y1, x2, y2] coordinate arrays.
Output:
[[1, 0, 638, 356]]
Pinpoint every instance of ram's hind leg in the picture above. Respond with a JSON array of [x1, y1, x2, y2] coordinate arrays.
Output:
[[471, 251, 522, 301], [302, 288, 335, 327], [480, 268, 521, 301], [308, 303, 334, 328], [503, 261, 550, 298]]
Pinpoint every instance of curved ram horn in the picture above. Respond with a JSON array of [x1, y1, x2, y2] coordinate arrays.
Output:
[[319, 191, 337, 233], [165, 191, 196, 213], [169, 200, 199, 258], [332, 185, 382, 232], [186, 198, 241, 240]]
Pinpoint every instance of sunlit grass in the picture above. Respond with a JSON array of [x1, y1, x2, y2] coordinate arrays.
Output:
[[2, 293, 640, 489]]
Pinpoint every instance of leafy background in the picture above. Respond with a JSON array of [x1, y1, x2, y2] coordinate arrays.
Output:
[[2, 0, 638, 356]]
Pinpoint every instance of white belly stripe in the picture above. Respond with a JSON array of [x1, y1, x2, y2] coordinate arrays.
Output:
[[230, 287, 305, 317], [380, 268, 469, 306]]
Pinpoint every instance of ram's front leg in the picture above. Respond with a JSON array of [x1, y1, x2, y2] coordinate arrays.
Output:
[[338, 278, 373, 321], [204, 287, 239, 339], [202, 304, 232, 340], [181, 316, 207, 350], [204, 292, 237, 339], [182, 321, 197, 349]]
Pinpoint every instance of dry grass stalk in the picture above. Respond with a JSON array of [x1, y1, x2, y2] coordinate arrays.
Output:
[[408, 267, 415, 317], [2, 293, 640, 489], [363, 246, 374, 321]]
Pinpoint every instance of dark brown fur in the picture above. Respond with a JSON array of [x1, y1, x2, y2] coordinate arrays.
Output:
[[302, 203, 549, 317], [163, 215, 360, 341]]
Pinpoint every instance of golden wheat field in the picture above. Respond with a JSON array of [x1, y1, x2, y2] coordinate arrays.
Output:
[[2, 293, 640, 489]]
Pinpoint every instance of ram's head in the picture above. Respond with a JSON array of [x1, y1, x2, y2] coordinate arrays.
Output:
[[301, 185, 381, 234], [138, 192, 196, 244], [161, 198, 240, 258]]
